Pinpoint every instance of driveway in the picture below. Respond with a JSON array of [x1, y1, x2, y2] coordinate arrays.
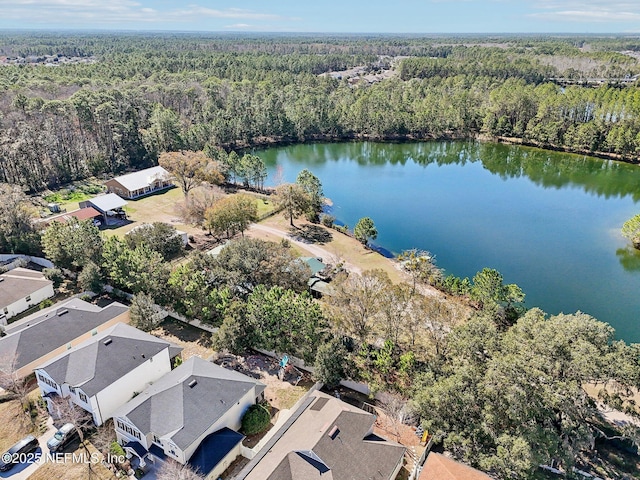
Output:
[[0, 417, 56, 480], [249, 223, 363, 274]]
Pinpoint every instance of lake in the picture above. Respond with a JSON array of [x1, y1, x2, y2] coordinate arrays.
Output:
[[256, 141, 640, 343]]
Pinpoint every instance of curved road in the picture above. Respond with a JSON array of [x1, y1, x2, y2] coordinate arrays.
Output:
[[248, 223, 363, 275]]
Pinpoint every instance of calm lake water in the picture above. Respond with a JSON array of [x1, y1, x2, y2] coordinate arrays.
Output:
[[256, 141, 640, 343]]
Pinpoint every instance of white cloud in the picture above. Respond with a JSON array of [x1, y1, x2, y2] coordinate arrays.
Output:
[[529, 0, 640, 22], [0, 0, 290, 26], [224, 23, 252, 29]]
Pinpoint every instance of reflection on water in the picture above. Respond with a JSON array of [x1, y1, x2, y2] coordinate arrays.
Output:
[[257, 140, 640, 342], [616, 246, 640, 272], [270, 141, 640, 200]]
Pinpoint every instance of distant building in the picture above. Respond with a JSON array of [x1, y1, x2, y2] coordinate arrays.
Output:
[[113, 356, 265, 477], [105, 166, 173, 200], [419, 453, 493, 480], [0, 298, 129, 378], [299, 257, 333, 298], [40, 207, 102, 226], [0, 268, 54, 325], [35, 323, 182, 426], [236, 391, 405, 480], [79, 193, 128, 223]]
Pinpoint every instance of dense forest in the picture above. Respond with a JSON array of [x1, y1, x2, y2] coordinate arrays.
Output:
[[1, 33, 640, 191]]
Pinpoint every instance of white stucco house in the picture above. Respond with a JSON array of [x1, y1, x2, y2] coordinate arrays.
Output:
[[0, 268, 54, 325], [113, 356, 265, 478], [35, 323, 182, 426]]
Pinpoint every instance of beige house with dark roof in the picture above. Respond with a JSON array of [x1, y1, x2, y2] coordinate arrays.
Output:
[[113, 356, 264, 478], [0, 268, 54, 325], [237, 391, 405, 480], [35, 323, 181, 426], [0, 298, 129, 378]]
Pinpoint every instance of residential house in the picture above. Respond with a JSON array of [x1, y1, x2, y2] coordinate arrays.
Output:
[[40, 207, 102, 226], [79, 193, 128, 223], [0, 298, 129, 379], [113, 356, 265, 478], [0, 268, 54, 325], [236, 391, 406, 480], [35, 323, 181, 426], [300, 257, 333, 298], [105, 166, 173, 200], [418, 452, 493, 480]]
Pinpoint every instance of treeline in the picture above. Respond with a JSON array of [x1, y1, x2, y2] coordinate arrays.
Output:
[[1, 34, 640, 191]]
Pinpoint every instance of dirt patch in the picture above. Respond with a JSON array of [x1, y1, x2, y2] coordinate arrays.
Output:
[[27, 442, 115, 480], [213, 352, 312, 412], [0, 398, 37, 452], [151, 318, 214, 361]]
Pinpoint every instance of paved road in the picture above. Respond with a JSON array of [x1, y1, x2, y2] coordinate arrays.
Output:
[[0, 417, 56, 480]]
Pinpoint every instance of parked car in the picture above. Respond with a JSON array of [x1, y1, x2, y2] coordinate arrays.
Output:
[[47, 423, 78, 453], [0, 435, 39, 471]]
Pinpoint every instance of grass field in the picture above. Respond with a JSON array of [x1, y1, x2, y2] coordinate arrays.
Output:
[[251, 214, 405, 283], [0, 397, 36, 452], [0, 389, 47, 452], [27, 443, 115, 480]]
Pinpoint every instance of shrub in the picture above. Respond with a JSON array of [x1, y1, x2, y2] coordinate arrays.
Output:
[[241, 404, 271, 436], [110, 441, 125, 457], [333, 224, 349, 235], [39, 299, 54, 310], [43, 267, 65, 288], [320, 214, 335, 228]]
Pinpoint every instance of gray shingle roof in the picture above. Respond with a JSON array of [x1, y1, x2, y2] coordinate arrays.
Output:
[[114, 356, 265, 452], [0, 268, 53, 308], [38, 323, 179, 397], [0, 299, 127, 370], [238, 393, 405, 480]]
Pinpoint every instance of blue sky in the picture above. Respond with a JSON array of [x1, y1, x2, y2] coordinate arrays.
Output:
[[0, 0, 639, 33]]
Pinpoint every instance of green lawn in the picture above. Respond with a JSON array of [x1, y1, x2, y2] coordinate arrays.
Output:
[[42, 182, 105, 212]]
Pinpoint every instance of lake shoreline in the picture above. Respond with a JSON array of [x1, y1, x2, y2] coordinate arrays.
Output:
[[231, 132, 639, 166], [257, 140, 640, 342]]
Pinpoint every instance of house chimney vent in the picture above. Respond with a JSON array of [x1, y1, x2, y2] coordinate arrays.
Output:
[[103, 338, 113, 346], [57, 309, 69, 316], [188, 379, 197, 388]]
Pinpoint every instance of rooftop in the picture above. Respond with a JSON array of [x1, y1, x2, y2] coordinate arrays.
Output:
[[114, 356, 264, 452], [0, 267, 53, 308], [81, 193, 128, 213], [188, 427, 244, 476], [37, 323, 181, 396], [419, 453, 493, 480], [238, 392, 405, 480], [300, 257, 326, 276], [110, 166, 171, 192], [0, 298, 128, 370], [43, 207, 101, 225]]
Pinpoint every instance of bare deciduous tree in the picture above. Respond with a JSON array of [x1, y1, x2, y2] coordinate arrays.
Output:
[[175, 185, 223, 226], [0, 354, 32, 420], [377, 392, 412, 442], [50, 397, 98, 479], [156, 459, 204, 480], [326, 269, 390, 344]]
